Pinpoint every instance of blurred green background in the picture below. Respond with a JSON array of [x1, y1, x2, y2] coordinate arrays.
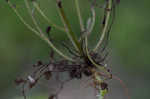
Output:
[[0, 0, 150, 99]]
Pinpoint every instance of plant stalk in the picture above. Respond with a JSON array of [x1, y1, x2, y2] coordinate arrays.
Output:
[[56, 1, 83, 55], [93, 0, 112, 52], [75, 0, 85, 32], [24, 0, 74, 61]]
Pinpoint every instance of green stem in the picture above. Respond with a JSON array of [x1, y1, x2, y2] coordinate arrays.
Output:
[[7, 1, 40, 37], [93, 0, 112, 52], [24, 0, 73, 61], [86, 7, 96, 37], [32, 2, 66, 32], [88, 7, 96, 35], [56, 1, 82, 55], [75, 0, 84, 31], [85, 37, 110, 77]]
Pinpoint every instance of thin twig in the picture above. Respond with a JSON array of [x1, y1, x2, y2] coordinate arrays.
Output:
[[24, 0, 74, 61], [7, 1, 40, 37], [74, 0, 85, 32], [113, 75, 131, 99], [32, 2, 66, 32], [56, 0, 82, 55], [61, 42, 80, 57], [100, 0, 116, 53], [87, 6, 96, 36], [93, 0, 112, 52], [80, 6, 96, 40]]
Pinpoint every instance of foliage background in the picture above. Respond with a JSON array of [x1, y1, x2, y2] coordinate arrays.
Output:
[[0, 0, 150, 99]]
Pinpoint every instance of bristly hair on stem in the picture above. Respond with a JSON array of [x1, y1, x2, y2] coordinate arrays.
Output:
[[6, 0, 130, 99]]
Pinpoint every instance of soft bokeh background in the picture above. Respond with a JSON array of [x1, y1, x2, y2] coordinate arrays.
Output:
[[0, 0, 150, 99]]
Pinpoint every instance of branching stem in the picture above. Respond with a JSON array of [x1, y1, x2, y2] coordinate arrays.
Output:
[[23, 0, 74, 61], [85, 37, 111, 78], [7, 1, 40, 37]]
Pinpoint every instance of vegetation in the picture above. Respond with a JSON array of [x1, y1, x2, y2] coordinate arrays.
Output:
[[4, 0, 131, 99]]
